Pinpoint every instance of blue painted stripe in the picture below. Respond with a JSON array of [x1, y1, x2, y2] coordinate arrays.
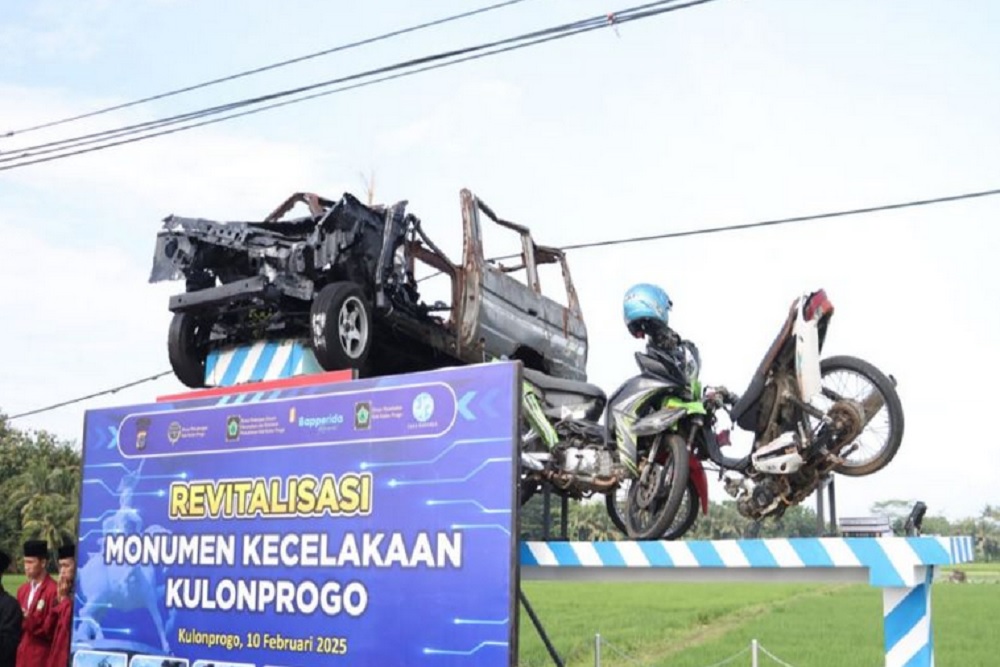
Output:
[[205, 350, 221, 381], [280, 345, 302, 379], [593, 542, 626, 566], [249, 342, 280, 382], [884, 583, 928, 652], [687, 541, 724, 567], [906, 538, 950, 565], [924, 566, 935, 661], [790, 539, 835, 568], [547, 542, 581, 566], [846, 538, 905, 586], [220, 346, 250, 387], [902, 643, 932, 667], [519, 543, 537, 566], [739, 540, 779, 567], [638, 541, 673, 566]]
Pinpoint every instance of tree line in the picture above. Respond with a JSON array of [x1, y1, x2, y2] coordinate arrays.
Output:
[[520, 491, 1000, 561], [1, 413, 997, 569], [0, 415, 81, 570]]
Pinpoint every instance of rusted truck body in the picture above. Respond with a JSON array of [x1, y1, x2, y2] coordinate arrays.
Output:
[[150, 188, 588, 387]]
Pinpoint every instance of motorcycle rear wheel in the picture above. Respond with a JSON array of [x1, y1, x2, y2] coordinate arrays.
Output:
[[624, 433, 689, 540], [819, 355, 905, 477]]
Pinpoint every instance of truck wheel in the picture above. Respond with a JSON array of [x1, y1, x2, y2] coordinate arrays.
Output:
[[168, 312, 208, 389], [310, 282, 373, 371]]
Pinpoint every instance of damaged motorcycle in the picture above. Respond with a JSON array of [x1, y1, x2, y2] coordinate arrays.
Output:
[[616, 288, 905, 535], [518, 358, 697, 541]]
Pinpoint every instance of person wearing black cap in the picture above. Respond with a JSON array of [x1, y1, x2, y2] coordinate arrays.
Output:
[[43, 543, 75, 667], [0, 549, 22, 667], [15, 539, 57, 667]]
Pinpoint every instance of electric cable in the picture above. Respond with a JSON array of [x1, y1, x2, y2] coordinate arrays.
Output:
[[0, 0, 531, 138], [0, 0, 717, 171], [7, 183, 996, 421]]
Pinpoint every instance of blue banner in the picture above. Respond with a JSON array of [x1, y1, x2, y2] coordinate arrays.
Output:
[[71, 362, 521, 667]]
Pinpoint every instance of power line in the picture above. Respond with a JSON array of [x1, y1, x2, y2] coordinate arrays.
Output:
[[0, 0, 718, 171], [0, 12, 611, 167], [418, 185, 1000, 280], [0, 0, 691, 164], [559, 185, 1000, 251], [0, 0, 531, 138], [9, 183, 997, 422], [0, 8, 603, 163], [6, 371, 173, 421]]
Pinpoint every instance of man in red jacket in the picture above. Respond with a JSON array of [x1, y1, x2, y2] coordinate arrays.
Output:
[[15, 540, 57, 667], [44, 544, 75, 667]]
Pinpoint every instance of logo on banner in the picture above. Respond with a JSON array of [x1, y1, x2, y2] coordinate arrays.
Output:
[[226, 415, 241, 442], [354, 402, 371, 430], [412, 392, 435, 423], [135, 417, 151, 451], [167, 421, 182, 445]]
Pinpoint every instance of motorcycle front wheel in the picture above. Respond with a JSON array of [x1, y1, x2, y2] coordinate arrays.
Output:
[[623, 433, 689, 540], [606, 477, 699, 540], [818, 355, 905, 477]]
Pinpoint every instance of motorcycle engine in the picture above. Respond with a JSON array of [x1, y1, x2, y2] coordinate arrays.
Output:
[[725, 475, 787, 520], [557, 446, 615, 479]]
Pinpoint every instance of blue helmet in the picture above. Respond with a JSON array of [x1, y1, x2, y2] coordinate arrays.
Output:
[[623, 283, 672, 338]]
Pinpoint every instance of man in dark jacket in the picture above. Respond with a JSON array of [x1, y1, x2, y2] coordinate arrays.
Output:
[[0, 549, 22, 667]]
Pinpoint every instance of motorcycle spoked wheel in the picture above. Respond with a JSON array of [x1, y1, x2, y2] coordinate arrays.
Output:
[[623, 433, 689, 540], [606, 477, 699, 540], [817, 355, 905, 477]]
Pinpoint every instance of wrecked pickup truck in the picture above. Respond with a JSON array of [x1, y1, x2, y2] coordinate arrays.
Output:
[[149, 188, 588, 388]]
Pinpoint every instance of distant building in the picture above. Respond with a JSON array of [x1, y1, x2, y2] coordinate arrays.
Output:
[[838, 515, 894, 537]]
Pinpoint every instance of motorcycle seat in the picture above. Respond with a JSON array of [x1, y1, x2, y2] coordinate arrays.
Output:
[[730, 300, 798, 430], [523, 367, 607, 403]]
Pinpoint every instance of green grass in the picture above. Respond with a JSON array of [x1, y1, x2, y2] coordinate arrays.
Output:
[[1, 574, 24, 595], [517, 582, 829, 666], [517, 579, 999, 667], [941, 562, 1000, 583], [941, 562, 999, 573]]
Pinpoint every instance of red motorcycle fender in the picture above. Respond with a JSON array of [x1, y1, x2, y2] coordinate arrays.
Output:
[[689, 456, 709, 515]]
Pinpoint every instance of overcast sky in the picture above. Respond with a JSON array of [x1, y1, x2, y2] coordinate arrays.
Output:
[[1, 0, 997, 522]]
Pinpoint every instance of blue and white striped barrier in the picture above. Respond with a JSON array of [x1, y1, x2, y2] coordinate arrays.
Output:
[[205, 339, 322, 387], [521, 536, 974, 667]]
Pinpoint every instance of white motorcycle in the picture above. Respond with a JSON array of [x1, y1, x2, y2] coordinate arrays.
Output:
[[641, 288, 905, 524]]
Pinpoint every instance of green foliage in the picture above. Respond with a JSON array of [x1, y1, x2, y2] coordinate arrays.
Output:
[[518, 489, 999, 562], [0, 412, 81, 570]]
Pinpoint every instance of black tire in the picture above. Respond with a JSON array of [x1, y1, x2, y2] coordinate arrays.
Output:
[[661, 478, 700, 540], [310, 282, 373, 372], [606, 477, 699, 540], [624, 433, 690, 540], [820, 355, 905, 477], [167, 312, 208, 389], [605, 484, 628, 536]]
